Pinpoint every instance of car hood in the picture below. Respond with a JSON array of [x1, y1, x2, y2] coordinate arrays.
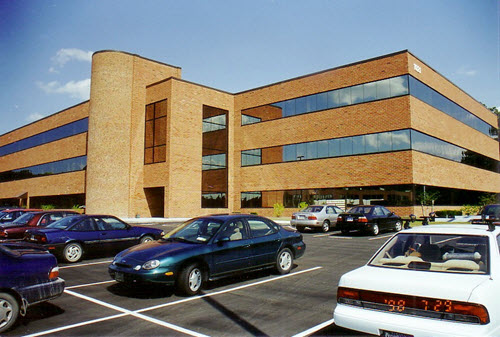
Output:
[[339, 265, 490, 302], [115, 239, 205, 264]]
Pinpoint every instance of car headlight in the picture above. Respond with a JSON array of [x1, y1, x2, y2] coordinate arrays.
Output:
[[143, 259, 160, 270]]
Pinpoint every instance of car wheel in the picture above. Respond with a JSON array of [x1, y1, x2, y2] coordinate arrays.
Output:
[[394, 220, 402, 232], [276, 248, 293, 275], [140, 235, 154, 243], [63, 242, 83, 263], [296, 226, 305, 233], [178, 263, 204, 296], [321, 220, 330, 233], [0, 292, 19, 333], [341, 229, 349, 235], [371, 224, 379, 236]]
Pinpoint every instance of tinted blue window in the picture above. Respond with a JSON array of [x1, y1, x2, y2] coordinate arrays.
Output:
[[352, 135, 365, 155], [0, 118, 89, 157], [328, 138, 340, 157], [351, 85, 364, 104], [0, 156, 87, 183], [338, 87, 352, 106], [363, 82, 377, 101], [283, 144, 296, 162], [317, 140, 329, 158], [316, 92, 328, 111], [340, 138, 353, 156]]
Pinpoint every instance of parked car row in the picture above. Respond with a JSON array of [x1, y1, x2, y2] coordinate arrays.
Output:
[[292, 204, 402, 236], [1, 213, 306, 333]]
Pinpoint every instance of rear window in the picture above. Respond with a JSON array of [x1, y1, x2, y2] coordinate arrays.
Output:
[[369, 233, 489, 275], [349, 207, 372, 214], [304, 206, 324, 213]]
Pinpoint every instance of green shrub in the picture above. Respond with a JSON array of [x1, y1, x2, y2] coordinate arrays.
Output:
[[41, 204, 55, 210], [460, 205, 481, 216], [298, 202, 308, 211], [435, 210, 462, 218], [273, 203, 285, 217]]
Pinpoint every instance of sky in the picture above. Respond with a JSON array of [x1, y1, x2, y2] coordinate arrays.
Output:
[[0, 0, 499, 136]]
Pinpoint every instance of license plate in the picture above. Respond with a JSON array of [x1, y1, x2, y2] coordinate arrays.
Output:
[[115, 272, 125, 282], [298, 215, 305, 220], [380, 330, 413, 337], [347, 217, 353, 222]]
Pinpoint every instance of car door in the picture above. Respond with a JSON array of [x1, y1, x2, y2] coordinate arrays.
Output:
[[326, 206, 340, 224], [380, 206, 397, 229], [94, 216, 135, 251], [211, 220, 253, 276], [370, 206, 387, 229], [67, 218, 100, 249], [246, 218, 281, 267]]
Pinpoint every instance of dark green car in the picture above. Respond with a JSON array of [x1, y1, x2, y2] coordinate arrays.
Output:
[[109, 214, 305, 295]]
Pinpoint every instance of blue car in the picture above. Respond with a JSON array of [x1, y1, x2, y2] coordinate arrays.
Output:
[[109, 214, 306, 295], [24, 215, 164, 263], [0, 241, 65, 333]]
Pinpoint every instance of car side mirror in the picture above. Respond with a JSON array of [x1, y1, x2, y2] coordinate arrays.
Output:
[[216, 237, 230, 245], [389, 212, 395, 216]]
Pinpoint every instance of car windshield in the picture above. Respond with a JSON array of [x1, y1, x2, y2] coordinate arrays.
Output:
[[303, 206, 324, 213], [163, 218, 223, 244], [349, 206, 372, 214], [12, 213, 34, 225], [46, 215, 81, 229], [369, 233, 489, 275]]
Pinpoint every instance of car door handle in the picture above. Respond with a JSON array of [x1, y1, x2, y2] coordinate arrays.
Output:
[[243, 244, 251, 248]]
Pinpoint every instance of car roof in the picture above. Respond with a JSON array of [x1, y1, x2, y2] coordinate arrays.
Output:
[[2, 208, 41, 213], [401, 224, 500, 236], [193, 214, 268, 222], [30, 210, 79, 215]]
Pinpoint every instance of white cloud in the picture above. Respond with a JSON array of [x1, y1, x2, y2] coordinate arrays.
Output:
[[456, 66, 477, 77], [26, 112, 47, 123], [52, 48, 93, 68], [37, 78, 91, 100]]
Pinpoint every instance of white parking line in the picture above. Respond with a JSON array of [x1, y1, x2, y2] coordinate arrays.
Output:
[[368, 234, 393, 241], [292, 318, 335, 337], [28, 266, 323, 336], [66, 280, 116, 289], [60, 260, 113, 269]]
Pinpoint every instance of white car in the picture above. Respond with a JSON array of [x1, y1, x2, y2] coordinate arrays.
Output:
[[334, 224, 500, 337], [291, 205, 344, 232]]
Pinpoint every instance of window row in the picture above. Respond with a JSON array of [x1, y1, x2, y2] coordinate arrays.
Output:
[[202, 153, 227, 171], [408, 77, 497, 138], [241, 185, 494, 209], [241, 75, 497, 139], [241, 129, 498, 173], [0, 118, 89, 158], [0, 156, 87, 183], [241, 75, 409, 124]]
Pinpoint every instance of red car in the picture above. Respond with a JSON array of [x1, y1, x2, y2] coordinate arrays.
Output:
[[0, 208, 41, 224], [0, 210, 78, 239]]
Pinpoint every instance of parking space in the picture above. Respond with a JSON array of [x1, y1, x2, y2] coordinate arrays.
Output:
[[5, 226, 386, 336]]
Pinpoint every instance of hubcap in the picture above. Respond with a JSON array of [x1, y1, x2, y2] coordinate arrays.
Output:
[[0, 299, 13, 329], [279, 251, 292, 271], [188, 268, 202, 292], [67, 245, 81, 261], [373, 225, 379, 235], [322, 222, 329, 232]]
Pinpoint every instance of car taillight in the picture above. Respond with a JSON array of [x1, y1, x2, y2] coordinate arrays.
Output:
[[358, 216, 368, 223], [48, 266, 59, 280], [0, 230, 6, 238], [291, 215, 296, 219], [337, 287, 489, 325], [337, 216, 342, 222], [308, 215, 317, 220]]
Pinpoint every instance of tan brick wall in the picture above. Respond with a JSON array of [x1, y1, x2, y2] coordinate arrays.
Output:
[[0, 171, 85, 200], [164, 79, 234, 218], [410, 97, 499, 160], [412, 151, 500, 193], [86, 51, 181, 217]]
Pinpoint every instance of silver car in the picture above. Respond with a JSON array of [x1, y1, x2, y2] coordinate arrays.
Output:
[[291, 205, 344, 232]]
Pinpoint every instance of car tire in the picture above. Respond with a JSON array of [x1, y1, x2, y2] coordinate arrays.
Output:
[[371, 224, 379, 236], [321, 220, 330, 233], [296, 226, 305, 233], [178, 263, 204, 296], [0, 292, 19, 333], [276, 248, 293, 275], [140, 235, 154, 244], [394, 220, 402, 232], [63, 242, 83, 263]]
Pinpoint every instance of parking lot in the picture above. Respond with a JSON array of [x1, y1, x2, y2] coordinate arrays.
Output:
[[5, 222, 389, 337]]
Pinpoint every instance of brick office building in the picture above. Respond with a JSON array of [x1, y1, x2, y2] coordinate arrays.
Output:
[[0, 50, 498, 218]]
